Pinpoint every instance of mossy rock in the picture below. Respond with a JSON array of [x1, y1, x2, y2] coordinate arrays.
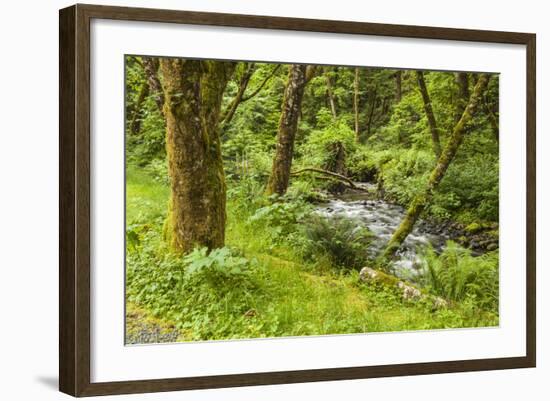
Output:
[[359, 267, 447, 308], [465, 222, 482, 233]]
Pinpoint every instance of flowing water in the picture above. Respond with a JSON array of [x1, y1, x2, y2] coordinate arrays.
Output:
[[316, 184, 449, 279]]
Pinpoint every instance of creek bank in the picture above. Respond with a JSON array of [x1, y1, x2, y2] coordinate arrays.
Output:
[[312, 183, 498, 279]]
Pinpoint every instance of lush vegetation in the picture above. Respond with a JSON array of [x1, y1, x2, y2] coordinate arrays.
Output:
[[125, 58, 500, 342]]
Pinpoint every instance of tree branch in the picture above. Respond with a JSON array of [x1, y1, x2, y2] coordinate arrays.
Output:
[[290, 167, 365, 191], [241, 64, 281, 102]]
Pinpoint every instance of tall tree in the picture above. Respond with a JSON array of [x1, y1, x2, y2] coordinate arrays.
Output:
[[160, 59, 235, 253], [454, 72, 469, 123], [395, 70, 402, 102], [325, 68, 338, 119], [354, 67, 360, 141], [220, 63, 256, 129], [380, 73, 490, 261], [220, 63, 282, 130], [266, 64, 308, 195], [365, 83, 378, 138], [142, 57, 164, 113], [416, 71, 441, 158], [128, 81, 149, 134]]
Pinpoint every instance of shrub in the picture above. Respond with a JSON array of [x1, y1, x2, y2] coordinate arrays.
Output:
[[299, 214, 372, 269], [418, 241, 499, 311], [248, 197, 312, 244], [299, 119, 357, 169], [126, 245, 267, 340]]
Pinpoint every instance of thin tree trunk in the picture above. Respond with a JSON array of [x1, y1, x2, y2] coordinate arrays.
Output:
[[325, 69, 337, 119], [380, 73, 490, 262], [159, 59, 235, 253], [142, 57, 164, 113], [220, 63, 255, 128], [454, 72, 469, 123], [266, 64, 308, 195], [129, 81, 149, 134], [305, 65, 318, 83], [395, 70, 402, 102], [416, 71, 441, 158], [241, 64, 281, 101], [325, 141, 347, 193], [354, 67, 360, 141], [484, 97, 499, 142], [220, 64, 282, 131], [366, 85, 378, 138]]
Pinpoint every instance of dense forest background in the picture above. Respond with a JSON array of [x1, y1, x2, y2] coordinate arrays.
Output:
[[124, 57, 500, 343]]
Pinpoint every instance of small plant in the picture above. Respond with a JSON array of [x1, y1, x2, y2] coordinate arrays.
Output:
[[299, 214, 372, 269], [248, 197, 312, 243], [183, 247, 252, 278], [418, 241, 498, 311]]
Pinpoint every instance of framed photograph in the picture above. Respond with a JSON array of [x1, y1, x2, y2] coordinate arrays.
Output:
[[59, 4, 536, 397]]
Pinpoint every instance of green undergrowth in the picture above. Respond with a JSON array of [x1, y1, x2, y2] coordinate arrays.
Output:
[[125, 167, 499, 342]]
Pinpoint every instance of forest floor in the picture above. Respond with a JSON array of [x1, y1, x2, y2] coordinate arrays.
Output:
[[125, 167, 498, 343]]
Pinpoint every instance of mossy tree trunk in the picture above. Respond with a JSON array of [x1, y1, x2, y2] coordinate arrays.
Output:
[[454, 72, 469, 123], [266, 64, 308, 195], [416, 71, 441, 158], [160, 59, 235, 253], [380, 73, 490, 261]]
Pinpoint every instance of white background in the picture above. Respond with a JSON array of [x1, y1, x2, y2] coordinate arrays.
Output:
[[0, 0, 546, 400]]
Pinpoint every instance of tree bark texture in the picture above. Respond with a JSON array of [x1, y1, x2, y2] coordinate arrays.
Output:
[[416, 71, 441, 158], [266, 64, 308, 195], [380, 73, 490, 262], [159, 59, 235, 253]]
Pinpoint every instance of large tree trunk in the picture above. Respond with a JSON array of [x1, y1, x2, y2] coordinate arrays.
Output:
[[266, 64, 308, 196], [416, 71, 441, 158], [160, 59, 235, 253], [354, 67, 360, 141], [380, 73, 490, 261]]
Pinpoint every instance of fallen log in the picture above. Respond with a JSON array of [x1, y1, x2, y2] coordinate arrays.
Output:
[[290, 167, 366, 191]]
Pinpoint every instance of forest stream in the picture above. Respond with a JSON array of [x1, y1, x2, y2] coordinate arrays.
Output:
[[316, 184, 448, 280]]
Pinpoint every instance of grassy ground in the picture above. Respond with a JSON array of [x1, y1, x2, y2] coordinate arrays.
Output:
[[125, 166, 498, 342]]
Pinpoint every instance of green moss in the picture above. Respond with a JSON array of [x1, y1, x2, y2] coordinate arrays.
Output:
[[465, 222, 482, 233]]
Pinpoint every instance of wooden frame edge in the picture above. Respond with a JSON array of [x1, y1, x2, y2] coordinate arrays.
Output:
[[59, 4, 536, 397]]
